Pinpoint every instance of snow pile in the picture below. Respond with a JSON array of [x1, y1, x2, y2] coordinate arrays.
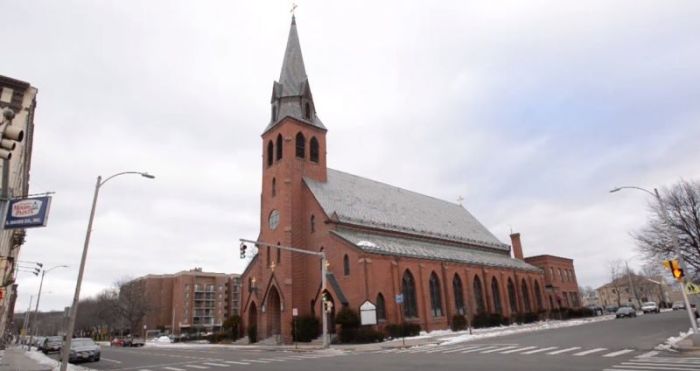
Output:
[[24, 349, 95, 371], [654, 328, 691, 351], [357, 241, 378, 248]]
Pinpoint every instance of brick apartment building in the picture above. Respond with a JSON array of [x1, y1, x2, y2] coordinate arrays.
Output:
[[523, 250, 581, 309], [131, 268, 241, 336], [240, 17, 579, 344]]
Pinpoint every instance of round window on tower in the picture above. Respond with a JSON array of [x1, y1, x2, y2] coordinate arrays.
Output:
[[268, 209, 280, 230]]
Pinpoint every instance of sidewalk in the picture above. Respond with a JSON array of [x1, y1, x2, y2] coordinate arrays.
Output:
[[0, 347, 52, 371]]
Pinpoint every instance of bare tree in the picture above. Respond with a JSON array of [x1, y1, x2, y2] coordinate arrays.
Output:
[[635, 180, 700, 274], [115, 278, 150, 335], [608, 260, 623, 306]]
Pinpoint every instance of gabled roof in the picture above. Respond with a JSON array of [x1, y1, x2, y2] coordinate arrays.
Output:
[[332, 229, 540, 272], [305, 168, 510, 251]]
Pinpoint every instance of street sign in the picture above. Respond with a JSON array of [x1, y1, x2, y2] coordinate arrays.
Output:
[[686, 282, 700, 295], [360, 300, 377, 325], [395, 294, 403, 304], [4, 196, 52, 229]]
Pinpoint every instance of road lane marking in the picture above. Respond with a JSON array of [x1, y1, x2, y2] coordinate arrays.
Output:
[[501, 346, 537, 354], [611, 366, 700, 371], [102, 358, 123, 363], [138, 369, 153, 371], [241, 359, 271, 363], [224, 361, 250, 365], [481, 346, 520, 354], [621, 362, 700, 368], [185, 365, 209, 369], [573, 348, 607, 356], [201, 363, 228, 367], [258, 358, 286, 362], [461, 346, 498, 353], [441, 346, 481, 353], [547, 347, 581, 355], [604, 349, 635, 357], [522, 347, 558, 355], [164, 368, 187, 371], [637, 351, 659, 358]]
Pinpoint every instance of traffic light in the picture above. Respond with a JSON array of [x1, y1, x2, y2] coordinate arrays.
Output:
[[239, 242, 247, 259], [0, 108, 24, 160], [663, 259, 684, 281]]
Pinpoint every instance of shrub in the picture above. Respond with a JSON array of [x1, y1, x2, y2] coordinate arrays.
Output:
[[451, 315, 467, 331], [472, 313, 507, 328], [247, 324, 257, 343], [335, 307, 361, 329], [384, 322, 421, 338], [292, 315, 320, 342]]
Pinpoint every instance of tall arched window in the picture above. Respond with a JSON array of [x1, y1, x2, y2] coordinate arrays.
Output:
[[453, 274, 465, 315], [549, 267, 554, 280], [276, 242, 281, 266], [343, 255, 350, 276], [276, 134, 283, 161], [310, 137, 319, 163], [508, 278, 518, 313], [473, 275, 485, 313], [402, 270, 418, 318], [295, 132, 305, 158], [267, 141, 274, 167], [491, 278, 502, 314], [271, 177, 276, 197], [534, 281, 543, 310], [429, 272, 443, 317], [559, 269, 564, 282], [521, 279, 531, 312], [310, 214, 315, 233], [304, 102, 311, 119], [376, 293, 386, 321]]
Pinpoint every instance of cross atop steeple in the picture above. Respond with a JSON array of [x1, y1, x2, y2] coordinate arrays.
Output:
[[264, 15, 326, 134]]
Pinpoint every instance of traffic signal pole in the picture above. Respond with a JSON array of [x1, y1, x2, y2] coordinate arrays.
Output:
[[655, 188, 698, 333], [239, 238, 329, 348]]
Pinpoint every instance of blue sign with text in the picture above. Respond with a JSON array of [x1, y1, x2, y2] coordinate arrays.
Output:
[[4, 196, 52, 229], [395, 294, 404, 304]]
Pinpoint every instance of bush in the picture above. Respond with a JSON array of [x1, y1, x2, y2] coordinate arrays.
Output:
[[384, 322, 421, 338], [341, 327, 385, 343], [547, 307, 595, 320], [335, 307, 361, 329], [223, 314, 242, 340], [292, 315, 320, 342], [472, 313, 507, 328], [451, 315, 467, 331], [247, 324, 257, 343]]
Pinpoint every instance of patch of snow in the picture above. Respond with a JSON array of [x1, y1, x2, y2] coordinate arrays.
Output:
[[654, 328, 691, 351], [357, 241, 377, 248], [24, 349, 95, 371]]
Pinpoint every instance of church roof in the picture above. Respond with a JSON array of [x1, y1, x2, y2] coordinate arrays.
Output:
[[264, 16, 326, 134], [305, 169, 510, 251], [332, 229, 540, 272]]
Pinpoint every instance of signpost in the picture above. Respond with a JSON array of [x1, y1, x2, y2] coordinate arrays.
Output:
[[687, 282, 700, 295]]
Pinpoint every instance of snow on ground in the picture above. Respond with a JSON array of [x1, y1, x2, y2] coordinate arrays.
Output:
[[421, 315, 615, 346], [24, 349, 95, 371], [655, 328, 692, 351]]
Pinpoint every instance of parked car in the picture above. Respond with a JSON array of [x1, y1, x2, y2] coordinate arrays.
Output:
[[606, 305, 619, 314], [616, 307, 637, 318], [587, 305, 604, 316], [42, 336, 63, 354], [62, 338, 100, 363], [641, 302, 660, 314], [110, 337, 125, 347], [130, 337, 145, 347], [672, 301, 686, 310]]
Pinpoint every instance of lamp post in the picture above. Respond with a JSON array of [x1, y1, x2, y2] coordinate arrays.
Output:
[[28, 264, 68, 349], [610, 185, 698, 333], [60, 171, 154, 371]]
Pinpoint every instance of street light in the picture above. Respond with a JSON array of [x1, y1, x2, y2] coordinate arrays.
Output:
[[60, 171, 154, 371], [28, 264, 68, 349], [610, 185, 698, 333]]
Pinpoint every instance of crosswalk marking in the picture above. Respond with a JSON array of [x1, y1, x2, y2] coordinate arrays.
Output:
[[573, 348, 607, 356], [164, 368, 186, 371], [185, 366, 209, 369], [461, 346, 498, 353], [138, 369, 153, 371], [547, 346, 581, 355], [201, 363, 228, 367], [258, 358, 286, 362], [603, 349, 635, 358], [622, 361, 700, 368], [501, 346, 537, 354], [224, 361, 250, 365], [522, 346, 558, 355], [441, 345, 480, 353], [241, 359, 271, 363], [481, 346, 520, 354]]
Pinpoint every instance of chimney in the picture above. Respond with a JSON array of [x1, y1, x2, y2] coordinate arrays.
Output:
[[510, 232, 524, 260]]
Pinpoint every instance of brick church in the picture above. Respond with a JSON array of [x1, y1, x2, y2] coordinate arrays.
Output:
[[240, 16, 578, 343]]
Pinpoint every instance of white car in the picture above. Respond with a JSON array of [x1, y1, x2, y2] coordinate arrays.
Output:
[[641, 302, 659, 314]]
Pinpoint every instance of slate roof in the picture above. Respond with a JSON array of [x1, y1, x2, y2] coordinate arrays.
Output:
[[332, 229, 541, 272], [264, 16, 326, 134], [305, 169, 510, 251]]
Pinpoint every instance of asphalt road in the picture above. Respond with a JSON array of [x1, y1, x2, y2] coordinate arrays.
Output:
[[55, 310, 695, 371]]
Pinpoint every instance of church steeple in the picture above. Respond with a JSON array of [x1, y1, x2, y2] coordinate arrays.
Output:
[[264, 16, 326, 134]]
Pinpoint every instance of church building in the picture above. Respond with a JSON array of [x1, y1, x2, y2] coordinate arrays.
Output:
[[240, 17, 566, 344]]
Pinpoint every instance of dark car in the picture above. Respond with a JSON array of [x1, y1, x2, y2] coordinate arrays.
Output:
[[616, 307, 637, 318], [587, 305, 604, 316], [62, 338, 100, 363], [42, 336, 63, 354], [606, 305, 619, 314]]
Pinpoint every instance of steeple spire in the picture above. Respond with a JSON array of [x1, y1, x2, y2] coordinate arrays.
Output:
[[264, 16, 326, 134]]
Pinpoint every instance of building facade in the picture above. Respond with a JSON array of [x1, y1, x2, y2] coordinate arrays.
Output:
[[0, 75, 37, 340], [522, 244, 581, 309], [597, 274, 672, 309], [239, 17, 581, 344], [132, 268, 241, 336]]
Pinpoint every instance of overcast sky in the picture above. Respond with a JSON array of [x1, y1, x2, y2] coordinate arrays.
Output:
[[3, 0, 699, 312]]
